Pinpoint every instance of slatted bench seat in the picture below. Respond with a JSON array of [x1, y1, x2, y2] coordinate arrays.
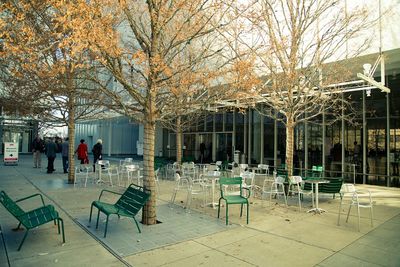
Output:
[[89, 183, 151, 237], [303, 178, 344, 199], [0, 191, 65, 251]]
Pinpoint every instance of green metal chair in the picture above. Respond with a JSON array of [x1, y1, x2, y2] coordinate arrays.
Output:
[[0, 191, 65, 251], [218, 177, 250, 225]]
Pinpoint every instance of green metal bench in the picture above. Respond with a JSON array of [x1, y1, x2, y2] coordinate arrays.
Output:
[[218, 177, 250, 225], [89, 183, 151, 237], [0, 191, 65, 251]]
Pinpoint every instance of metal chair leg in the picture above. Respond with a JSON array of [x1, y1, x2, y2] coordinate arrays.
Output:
[[59, 218, 65, 243], [104, 215, 109, 238], [246, 202, 249, 224], [133, 217, 141, 233], [96, 210, 101, 229], [17, 230, 29, 251], [89, 204, 94, 223], [225, 202, 229, 225]]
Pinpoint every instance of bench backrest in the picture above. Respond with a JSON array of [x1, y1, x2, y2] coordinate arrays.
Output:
[[0, 191, 25, 218], [319, 178, 343, 193], [115, 184, 150, 216]]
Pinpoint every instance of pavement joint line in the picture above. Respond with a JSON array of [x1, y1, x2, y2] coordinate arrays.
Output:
[[14, 167, 133, 267], [243, 221, 336, 253], [191, 238, 259, 267], [319, 213, 400, 266], [0, 222, 11, 267]]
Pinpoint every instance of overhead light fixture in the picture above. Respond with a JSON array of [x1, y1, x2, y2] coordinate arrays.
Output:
[[366, 88, 371, 97]]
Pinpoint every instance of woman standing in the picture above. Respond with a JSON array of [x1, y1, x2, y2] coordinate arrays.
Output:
[[75, 139, 88, 164]]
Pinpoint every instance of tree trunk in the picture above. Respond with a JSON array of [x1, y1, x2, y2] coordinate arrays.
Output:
[[67, 122, 76, 183], [176, 116, 182, 164], [142, 119, 157, 225], [286, 117, 295, 179], [67, 99, 76, 184]]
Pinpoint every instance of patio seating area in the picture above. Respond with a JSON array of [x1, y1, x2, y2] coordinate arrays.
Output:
[[1, 155, 400, 266]]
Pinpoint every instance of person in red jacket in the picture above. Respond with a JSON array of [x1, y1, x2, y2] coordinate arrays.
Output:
[[75, 139, 88, 164]]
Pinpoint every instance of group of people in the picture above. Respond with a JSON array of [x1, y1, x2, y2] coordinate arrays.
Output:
[[32, 136, 103, 174]]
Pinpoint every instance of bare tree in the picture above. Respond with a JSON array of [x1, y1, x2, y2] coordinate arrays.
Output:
[[0, 0, 105, 183], [242, 0, 372, 177], [75, 0, 254, 225]]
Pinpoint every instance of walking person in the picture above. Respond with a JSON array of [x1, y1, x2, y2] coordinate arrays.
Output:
[[45, 137, 57, 173], [75, 139, 88, 164], [61, 138, 69, 173], [32, 136, 45, 168], [92, 139, 103, 172]]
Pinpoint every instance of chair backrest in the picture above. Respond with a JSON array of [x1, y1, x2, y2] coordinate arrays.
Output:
[[242, 171, 255, 186], [340, 183, 356, 194], [289, 175, 302, 184], [0, 191, 25, 218], [275, 176, 286, 184], [219, 177, 243, 197], [120, 158, 133, 166], [312, 166, 317, 171], [115, 184, 151, 216], [97, 160, 110, 167], [239, 164, 248, 170], [75, 166, 89, 175], [258, 164, 269, 169], [206, 170, 220, 177]]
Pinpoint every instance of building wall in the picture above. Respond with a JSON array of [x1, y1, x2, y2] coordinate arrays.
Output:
[[75, 116, 140, 156]]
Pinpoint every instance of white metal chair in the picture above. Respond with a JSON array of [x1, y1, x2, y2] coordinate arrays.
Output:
[[185, 175, 207, 212], [119, 158, 133, 167], [337, 184, 374, 231], [170, 172, 189, 207], [288, 176, 304, 211], [154, 168, 161, 193], [258, 164, 270, 176], [262, 172, 287, 207], [74, 166, 90, 187], [242, 171, 256, 198], [239, 164, 248, 175], [126, 164, 142, 186], [96, 160, 118, 187]]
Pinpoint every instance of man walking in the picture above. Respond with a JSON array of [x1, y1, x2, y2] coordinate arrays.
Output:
[[61, 138, 69, 173], [46, 138, 57, 173], [32, 136, 44, 168]]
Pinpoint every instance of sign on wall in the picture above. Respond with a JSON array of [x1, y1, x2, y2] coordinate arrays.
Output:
[[4, 142, 19, 165]]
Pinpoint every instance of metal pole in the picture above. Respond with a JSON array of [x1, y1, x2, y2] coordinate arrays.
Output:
[[212, 114, 216, 162], [260, 113, 264, 164], [341, 94, 345, 177], [322, 109, 326, 177], [244, 110, 247, 164], [232, 109, 236, 157], [305, 120, 309, 175], [363, 91, 367, 184], [274, 116, 277, 169], [386, 93, 390, 186], [108, 120, 112, 157], [248, 110, 252, 165]]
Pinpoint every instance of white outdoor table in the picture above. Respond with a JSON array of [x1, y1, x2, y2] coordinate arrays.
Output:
[[305, 179, 330, 214]]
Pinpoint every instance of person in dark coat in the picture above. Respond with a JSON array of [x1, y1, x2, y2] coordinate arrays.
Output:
[[32, 136, 45, 168], [45, 138, 57, 173], [61, 138, 69, 173], [92, 139, 103, 172]]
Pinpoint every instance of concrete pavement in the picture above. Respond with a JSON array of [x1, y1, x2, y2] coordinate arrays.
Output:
[[1, 155, 399, 266]]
